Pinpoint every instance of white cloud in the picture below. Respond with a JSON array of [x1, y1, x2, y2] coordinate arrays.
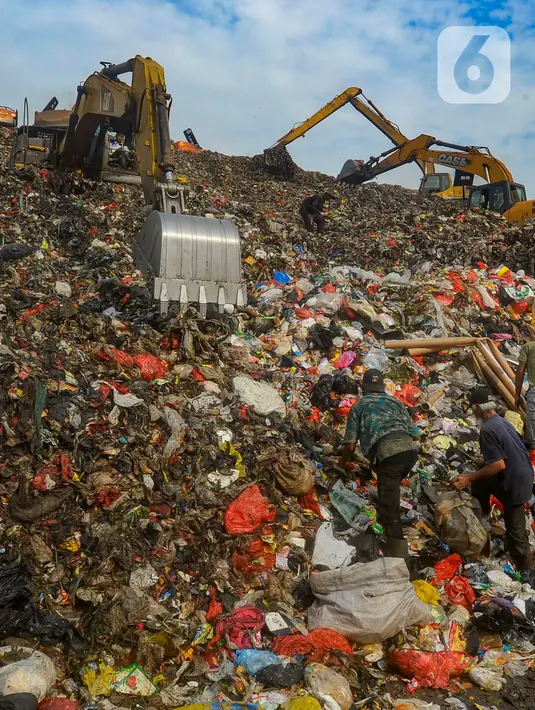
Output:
[[0, 0, 533, 193]]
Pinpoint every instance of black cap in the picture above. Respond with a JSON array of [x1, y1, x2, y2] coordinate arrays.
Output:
[[362, 368, 384, 393], [469, 387, 493, 406]]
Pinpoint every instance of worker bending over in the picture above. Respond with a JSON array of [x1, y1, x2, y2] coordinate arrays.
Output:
[[454, 387, 533, 574], [299, 192, 335, 233], [341, 369, 420, 558]]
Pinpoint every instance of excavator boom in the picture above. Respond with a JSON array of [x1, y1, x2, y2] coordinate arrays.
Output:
[[339, 134, 514, 184]]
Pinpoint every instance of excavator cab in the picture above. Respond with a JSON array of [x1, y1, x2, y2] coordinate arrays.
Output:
[[469, 181, 526, 215], [420, 173, 451, 196]]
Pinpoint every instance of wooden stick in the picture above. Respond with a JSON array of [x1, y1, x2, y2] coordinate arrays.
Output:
[[386, 336, 478, 350]]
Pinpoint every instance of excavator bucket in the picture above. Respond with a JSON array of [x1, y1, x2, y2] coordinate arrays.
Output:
[[133, 210, 247, 316], [337, 159, 368, 185], [258, 146, 297, 180]]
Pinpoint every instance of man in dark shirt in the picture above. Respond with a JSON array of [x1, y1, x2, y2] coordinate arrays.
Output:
[[453, 387, 533, 571], [341, 369, 420, 558], [299, 193, 335, 233]]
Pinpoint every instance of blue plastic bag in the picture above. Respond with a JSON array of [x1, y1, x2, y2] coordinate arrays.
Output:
[[234, 649, 282, 674], [273, 271, 292, 285]]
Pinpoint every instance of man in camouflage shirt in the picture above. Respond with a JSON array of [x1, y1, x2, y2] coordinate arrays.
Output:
[[341, 369, 420, 558]]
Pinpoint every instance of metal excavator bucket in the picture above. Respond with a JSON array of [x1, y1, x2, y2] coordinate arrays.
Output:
[[133, 190, 247, 317], [337, 159, 368, 185]]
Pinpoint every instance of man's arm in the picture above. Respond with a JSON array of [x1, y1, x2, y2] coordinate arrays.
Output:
[[515, 360, 526, 406], [453, 459, 505, 490]]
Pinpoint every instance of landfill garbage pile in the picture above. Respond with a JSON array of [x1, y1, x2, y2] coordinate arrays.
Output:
[[1, 124, 535, 710]]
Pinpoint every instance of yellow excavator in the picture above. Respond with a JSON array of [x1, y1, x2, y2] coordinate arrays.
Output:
[[0, 106, 17, 129], [339, 134, 535, 227], [9, 56, 245, 314]]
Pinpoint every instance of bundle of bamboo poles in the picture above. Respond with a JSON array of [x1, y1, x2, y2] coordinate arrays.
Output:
[[384, 335, 524, 417], [472, 340, 525, 418]]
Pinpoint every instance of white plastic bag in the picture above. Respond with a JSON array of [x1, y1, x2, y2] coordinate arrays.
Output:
[[233, 376, 286, 416], [308, 558, 433, 643], [0, 646, 56, 701], [305, 663, 352, 710], [311, 523, 355, 570]]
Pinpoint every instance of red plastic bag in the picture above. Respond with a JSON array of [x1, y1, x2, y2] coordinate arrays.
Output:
[[389, 649, 471, 689], [273, 628, 353, 661], [433, 553, 462, 583], [224, 484, 276, 535], [445, 575, 476, 609], [232, 537, 276, 574], [395, 384, 422, 407], [132, 353, 168, 381], [210, 604, 264, 650], [40, 701, 79, 710], [97, 346, 134, 367], [206, 587, 223, 622]]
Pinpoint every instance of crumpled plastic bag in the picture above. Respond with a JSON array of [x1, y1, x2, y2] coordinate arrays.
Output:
[[412, 580, 441, 606], [305, 663, 352, 710], [233, 376, 286, 416], [311, 523, 355, 569], [273, 628, 353, 661], [224, 485, 276, 534], [435, 491, 488, 555], [257, 447, 316, 496], [308, 558, 433, 643], [234, 649, 282, 674], [389, 649, 471, 689], [445, 576, 476, 609], [211, 605, 264, 650], [0, 647, 56, 702]]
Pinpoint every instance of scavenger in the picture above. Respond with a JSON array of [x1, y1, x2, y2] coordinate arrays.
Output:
[[453, 387, 534, 573], [340, 369, 421, 558], [299, 192, 336, 233]]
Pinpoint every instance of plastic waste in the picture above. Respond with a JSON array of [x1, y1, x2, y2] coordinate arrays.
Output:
[[0, 696, 36, 710], [311, 522, 355, 569], [308, 557, 433, 643], [273, 629, 353, 662], [468, 666, 504, 691], [445, 576, 476, 609], [273, 271, 292, 285], [110, 663, 158, 696], [224, 484, 276, 534], [234, 650, 282, 674], [435, 491, 488, 555], [255, 662, 304, 688], [233, 376, 286, 416], [389, 649, 471, 689], [305, 663, 353, 710], [334, 351, 356, 370], [412, 579, 441, 606], [39, 700, 78, 710], [329, 480, 367, 525], [0, 648, 56, 702], [281, 698, 321, 710], [363, 346, 389, 371]]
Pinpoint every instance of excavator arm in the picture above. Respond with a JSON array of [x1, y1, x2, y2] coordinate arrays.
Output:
[[339, 134, 514, 184]]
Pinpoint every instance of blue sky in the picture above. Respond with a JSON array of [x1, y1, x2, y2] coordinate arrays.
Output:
[[1, 0, 534, 193]]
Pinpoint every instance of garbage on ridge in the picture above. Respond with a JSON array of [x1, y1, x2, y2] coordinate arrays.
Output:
[[1, 126, 535, 708]]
